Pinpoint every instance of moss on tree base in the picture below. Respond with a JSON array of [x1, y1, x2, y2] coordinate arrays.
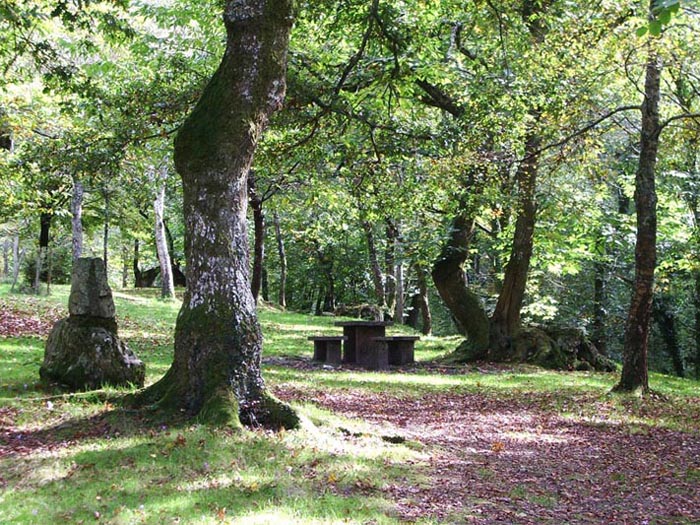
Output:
[[451, 324, 616, 372]]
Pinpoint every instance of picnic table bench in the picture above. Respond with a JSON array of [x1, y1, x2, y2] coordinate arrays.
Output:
[[372, 336, 419, 365], [308, 336, 346, 365]]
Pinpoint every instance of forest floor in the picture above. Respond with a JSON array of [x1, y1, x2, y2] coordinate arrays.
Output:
[[1, 284, 699, 524]]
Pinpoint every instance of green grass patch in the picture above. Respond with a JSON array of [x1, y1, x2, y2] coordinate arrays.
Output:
[[1, 284, 699, 523]]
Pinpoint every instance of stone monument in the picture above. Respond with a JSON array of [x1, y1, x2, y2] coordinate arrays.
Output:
[[40, 257, 145, 390]]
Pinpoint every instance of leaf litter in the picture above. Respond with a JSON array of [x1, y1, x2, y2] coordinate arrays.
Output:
[[275, 385, 700, 524]]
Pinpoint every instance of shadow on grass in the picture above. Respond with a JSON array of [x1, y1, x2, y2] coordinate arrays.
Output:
[[1, 400, 415, 525]]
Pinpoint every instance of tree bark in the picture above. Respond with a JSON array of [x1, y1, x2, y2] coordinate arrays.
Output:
[[432, 213, 490, 355], [362, 220, 386, 318], [490, 131, 540, 356], [34, 212, 52, 294], [71, 175, 84, 262], [417, 265, 432, 335], [2, 237, 9, 278], [592, 232, 608, 355], [121, 243, 130, 288], [11, 235, 22, 292], [103, 190, 110, 272], [615, 40, 660, 394], [273, 212, 287, 308], [384, 221, 398, 316], [154, 175, 175, 300], [134, 0, 298, 429], [652, 295, 685, 378], [248, 172, 265, 303]]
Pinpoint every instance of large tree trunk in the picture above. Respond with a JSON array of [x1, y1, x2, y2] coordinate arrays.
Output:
[[154, 177, 175, 300], [71, 175, 84, 262], [248, 173, 265, 303], [614, 42, 660, 394], [273, 212, 287, 308], [134, 0, 298, 429], [432, 213, 490, 356], [490, 131, 540, 357]]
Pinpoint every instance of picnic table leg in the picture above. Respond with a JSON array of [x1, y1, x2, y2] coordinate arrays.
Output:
[[313, 341, 327, 361]]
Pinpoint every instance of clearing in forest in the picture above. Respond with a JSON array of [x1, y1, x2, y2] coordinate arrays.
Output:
[[1, 285, 699, 524]]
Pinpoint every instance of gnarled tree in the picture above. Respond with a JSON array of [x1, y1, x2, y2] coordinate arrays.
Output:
[[134, 0, 299, 429]]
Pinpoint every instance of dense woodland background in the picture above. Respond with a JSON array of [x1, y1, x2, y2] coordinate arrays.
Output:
[[1, 0, 700, 382]]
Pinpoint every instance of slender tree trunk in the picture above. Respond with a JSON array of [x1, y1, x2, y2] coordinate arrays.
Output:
[[46, 243, 53, 295], [248, 173, 265, 303], [695, 271, 700, 380], [432, 213, 490, 354], [592, 232, 608, 355], [362, 220, 386, 317], [417, 265, 432, 335], [103, 191, 110, 271], [135, 0, 298, 429], [261, 266, 269, 302], [615, 41, 660, 394], [490, 131, 540, 356], [385, 221, 398, 316], [2, 237, 9, 278], [122, 243, 130, 288], [273, 212, 287, 308], [652, 295, 684, 378], [154, 177, 175, 300], [393, 223, 404, 324], [34, 212, 52, 294], [11, 235, 22, 291], [133, 239, 142, 287], [71, 175, 84, 262]]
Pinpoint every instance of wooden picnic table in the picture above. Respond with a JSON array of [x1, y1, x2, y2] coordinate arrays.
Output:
[[334, 320, 392, 368]]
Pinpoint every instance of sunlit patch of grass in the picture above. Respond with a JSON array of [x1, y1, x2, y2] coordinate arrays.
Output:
[[0, 408, 427, 525]]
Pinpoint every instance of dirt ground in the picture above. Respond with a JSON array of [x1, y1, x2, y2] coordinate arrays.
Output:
[[276, 385, 700, 524]]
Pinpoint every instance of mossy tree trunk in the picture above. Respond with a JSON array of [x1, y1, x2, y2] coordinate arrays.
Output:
[[136, 0, 298, 429], [489, 131, 540, 357], [614, 36, 660, 395], [432, 212, 490, 356]]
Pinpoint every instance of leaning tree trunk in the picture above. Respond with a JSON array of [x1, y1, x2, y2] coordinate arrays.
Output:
[[154, 179, 175, 300], [134, 0, 298, 429], [432, 213, 490, 356], [71, 175, 84, 262], [614, 41, 660, 394], [273, 212, 287, 308], [490, 131, 540, 358]]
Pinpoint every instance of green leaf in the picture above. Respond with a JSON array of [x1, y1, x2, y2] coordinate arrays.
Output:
[[635, 26, 648, 37], [649, 20, 662, 36], [658, 10, 672, 25]]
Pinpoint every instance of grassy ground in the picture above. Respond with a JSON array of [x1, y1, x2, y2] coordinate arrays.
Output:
[[1, 284, 699, 524]]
